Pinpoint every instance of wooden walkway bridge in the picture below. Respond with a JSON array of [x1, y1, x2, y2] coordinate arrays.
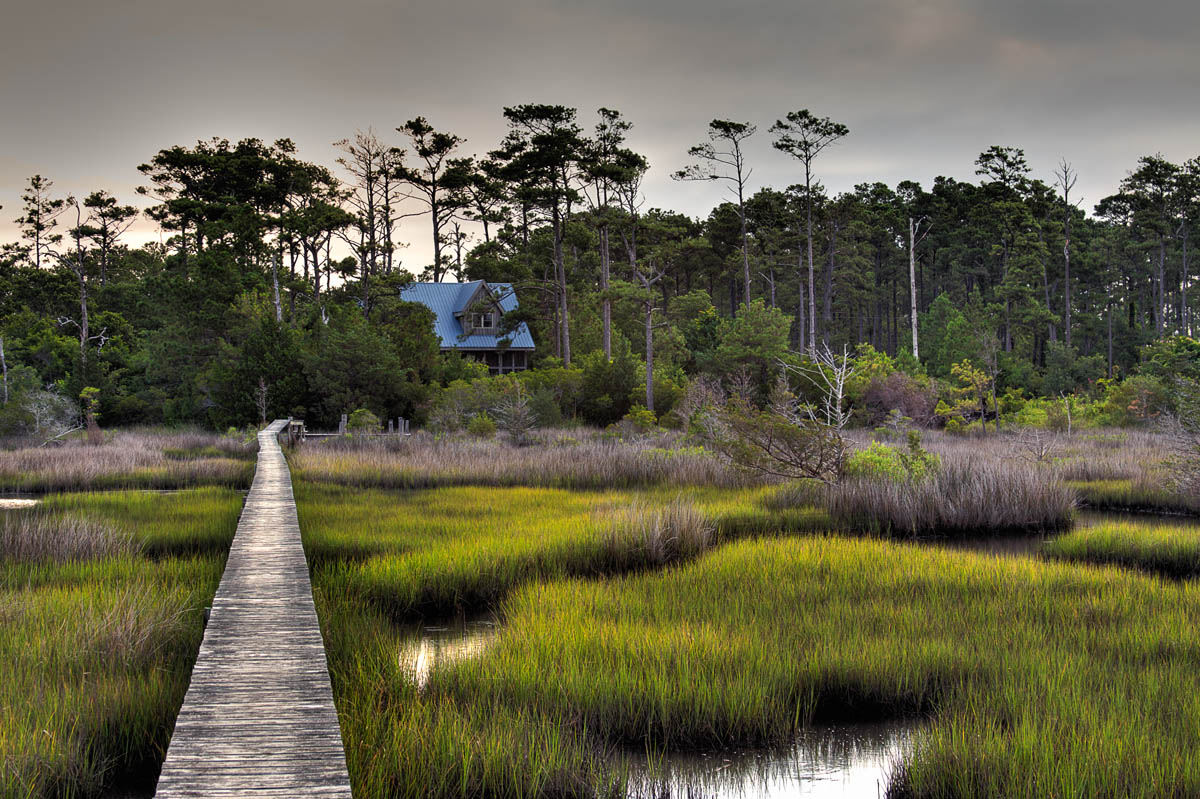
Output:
[[155, 420, 351, 798]]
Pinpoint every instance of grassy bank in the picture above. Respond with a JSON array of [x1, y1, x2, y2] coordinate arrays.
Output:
[[1044, 517, 1200, 578], [297, 482, 821, 620], [443, 537, 1200, 798], [0, 488, 243, 798], [300, 469, 1200, 799], [1071, 478, 1200, 515], [0, 430, 256, 494]]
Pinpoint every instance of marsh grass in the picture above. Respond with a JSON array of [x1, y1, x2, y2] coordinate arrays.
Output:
[[0, 488, 243, 798], [1044, 517, 1200, 578], [292, 433, 748, 491], [440, 537, 1200, 798], [0, 512, 135, 563], [0, 430, 256, 494], [1071, 478, 1200, 515], [820, 457, 1076, 537], [298, 483, 817, 620], [600, 500, 715, 567]]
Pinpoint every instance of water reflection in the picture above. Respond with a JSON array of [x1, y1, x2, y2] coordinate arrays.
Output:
[[626, 720, 915, 799], [397, 615, 499, 689], [0, 497, 40, 510]]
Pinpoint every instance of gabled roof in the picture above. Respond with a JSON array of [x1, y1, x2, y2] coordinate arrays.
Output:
[[400, 281, 536, 350]]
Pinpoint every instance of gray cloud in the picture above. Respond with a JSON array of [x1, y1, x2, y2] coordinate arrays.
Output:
[[2, 0, 1198, 268]]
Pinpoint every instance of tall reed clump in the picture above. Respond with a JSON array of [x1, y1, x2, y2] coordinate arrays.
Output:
[[1043, 518, 1200, 578], [823, 456, 1076, 537], [0, 488, 243, 798], [0, 512, 136, 563], [600, 500, 715, 568]]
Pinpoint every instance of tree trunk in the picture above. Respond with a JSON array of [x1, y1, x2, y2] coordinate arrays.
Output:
[[1157, 236, 1166, 334], [431, 197, 442, 281], [738, 185, 751, 308], [645, 298, 654, 412], [0, 336, 7, 405], [553, 213, 571, 367], [600, 224, 612, 359], [272, 252, 283, 323], [1181, 227, 1190, 336], [1064, 221, 1072, 349], [908, 217, 920, 359], [824, 222, 836, 324], [1107, 303, 1113, 378], [806, 170, 816, 353], [1043, 255, 1057, 343]]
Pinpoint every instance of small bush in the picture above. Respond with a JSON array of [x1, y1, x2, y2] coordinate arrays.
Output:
[[466, 413, 497, 439], [844, 434, 939, 483], [621, 405, 658, 434], [347, 408, 381, 434]]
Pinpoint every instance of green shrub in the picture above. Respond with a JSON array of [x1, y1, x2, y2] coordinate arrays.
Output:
[[621, 405, 658, 434], [466, 412, 497, 439], [346, 408, 381, 434], [1101, 375, 1171, 426], [844, 434, 939, 483]]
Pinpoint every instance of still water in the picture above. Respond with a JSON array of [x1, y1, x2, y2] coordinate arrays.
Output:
[[624, 721, 915, 799], [398, 616, 916, 797], [397, 614, 500, 689]]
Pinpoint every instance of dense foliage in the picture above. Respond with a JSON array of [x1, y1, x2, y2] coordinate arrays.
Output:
[[2, 108, 1197, 434]]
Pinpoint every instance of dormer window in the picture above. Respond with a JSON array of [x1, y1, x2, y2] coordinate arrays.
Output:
[[471, 312, 494, 331]]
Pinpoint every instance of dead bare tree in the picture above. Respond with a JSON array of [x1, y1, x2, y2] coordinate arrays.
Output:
[[50, 200, 108, 374], [786, 343, 858, 431], [1013, 428, 1060, 464], [1055, 159, 1080, 348], [0, 336, 7, 406], [908, 214, 931, 359]]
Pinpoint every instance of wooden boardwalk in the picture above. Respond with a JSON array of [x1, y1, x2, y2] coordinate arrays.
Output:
[[155, 420, 351, 798]]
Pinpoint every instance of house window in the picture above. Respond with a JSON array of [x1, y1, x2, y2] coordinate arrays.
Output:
[[471, 312, 494, 330]]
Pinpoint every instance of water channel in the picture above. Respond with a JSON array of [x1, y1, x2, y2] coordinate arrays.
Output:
[[393, 509, 1200, 797]]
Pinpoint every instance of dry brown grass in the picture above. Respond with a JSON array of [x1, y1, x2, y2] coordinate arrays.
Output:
[[0, 429, 256, 492], [824, 456, 1076, 537], [292, 432, 749, 491]]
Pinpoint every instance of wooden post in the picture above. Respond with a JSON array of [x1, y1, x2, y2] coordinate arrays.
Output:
[[339, 414, 347, 435], [387, 419, 393, 434]]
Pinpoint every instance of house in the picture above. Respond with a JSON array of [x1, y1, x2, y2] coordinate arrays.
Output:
[[400, 281, 534, 374]]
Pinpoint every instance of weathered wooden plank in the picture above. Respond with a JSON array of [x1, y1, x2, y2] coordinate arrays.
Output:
[[155, 420, 351, 799]]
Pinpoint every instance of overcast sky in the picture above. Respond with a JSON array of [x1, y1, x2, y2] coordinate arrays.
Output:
[[1, 0, 1197, 271]]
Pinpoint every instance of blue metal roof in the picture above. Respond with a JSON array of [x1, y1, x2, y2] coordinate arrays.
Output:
[[399, 281, 536, 350]]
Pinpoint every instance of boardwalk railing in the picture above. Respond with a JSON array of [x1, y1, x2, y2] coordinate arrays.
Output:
[[155, 420, 351, 798]]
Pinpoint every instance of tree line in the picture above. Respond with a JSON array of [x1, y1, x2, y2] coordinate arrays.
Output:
[[1, 104, 1197, 433]]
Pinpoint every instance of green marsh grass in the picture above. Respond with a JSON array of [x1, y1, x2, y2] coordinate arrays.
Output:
[[297, 482, 822, 619], [443, 537, 1200, 798], [0, 488, 243, 798], [1044, 517, 1200, 578], [1070, 478, 1200, 515]]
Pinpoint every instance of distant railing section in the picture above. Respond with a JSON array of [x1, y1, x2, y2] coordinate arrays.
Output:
[[277, 416, 412, 445]]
